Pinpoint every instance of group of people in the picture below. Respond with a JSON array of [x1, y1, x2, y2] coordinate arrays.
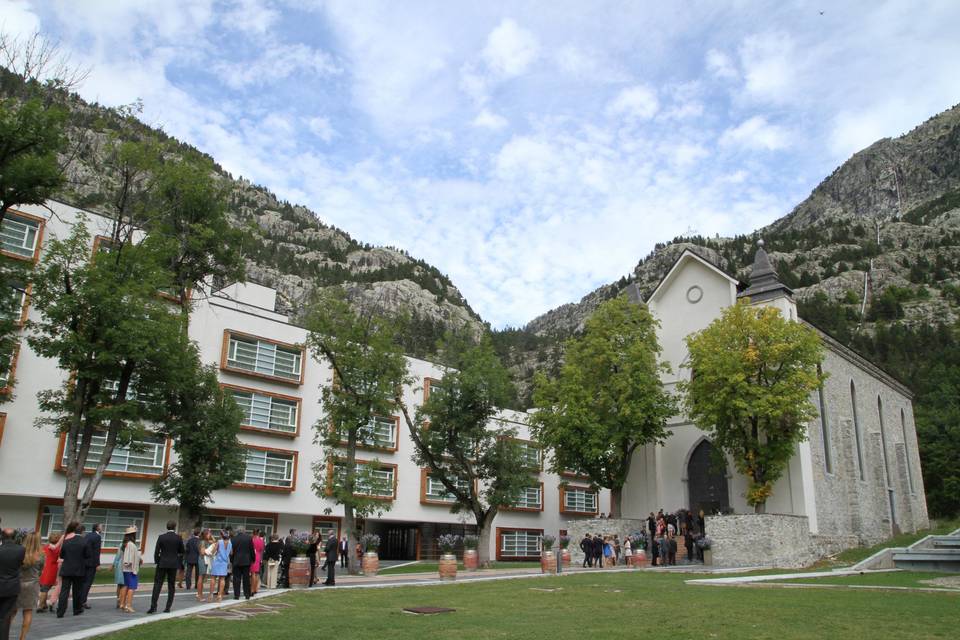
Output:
[[647, 508, 708, 566], [274, 529, 343, 588], [578, 533, 628, 568]]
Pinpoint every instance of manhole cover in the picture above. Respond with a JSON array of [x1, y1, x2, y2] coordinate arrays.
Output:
[[403, 606, 456, 615]]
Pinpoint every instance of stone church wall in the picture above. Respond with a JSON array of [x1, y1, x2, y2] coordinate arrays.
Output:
[[706, 514, 818, 568]]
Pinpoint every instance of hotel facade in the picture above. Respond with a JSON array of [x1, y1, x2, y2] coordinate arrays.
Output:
[[0, 200, 610, 564]]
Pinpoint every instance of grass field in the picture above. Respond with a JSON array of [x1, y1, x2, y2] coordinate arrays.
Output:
[[103, 570, 958, 640], [775, 570, 960, 590]]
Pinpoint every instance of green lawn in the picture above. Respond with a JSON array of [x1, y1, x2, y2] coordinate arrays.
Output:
[[775, 570, 960, 590], [103, 570, 957, 640], [378, 561, 542, 575]]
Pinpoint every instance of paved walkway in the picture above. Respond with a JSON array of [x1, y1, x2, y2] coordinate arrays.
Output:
[[14, 562, 743, 640]]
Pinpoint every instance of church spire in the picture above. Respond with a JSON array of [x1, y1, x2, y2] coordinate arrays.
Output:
[[738, 239, 793, 303]]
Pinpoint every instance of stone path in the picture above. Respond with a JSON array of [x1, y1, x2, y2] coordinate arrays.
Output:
[[16, 562, 744, 640]]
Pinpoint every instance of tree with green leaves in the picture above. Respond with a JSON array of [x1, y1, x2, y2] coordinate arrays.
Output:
[[531, 295, 676, 518], [151, 363, 247, 531], [27, 216, 192, 524], [678, 301, 826, 513], [398, 334, 529, 566], [307, 288, 410, 574]]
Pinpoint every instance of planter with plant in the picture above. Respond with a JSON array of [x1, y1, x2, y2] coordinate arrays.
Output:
[[540, 534, 557, 573], [437, 534, 461, 579], [462, 534, 479, 571], [288, 532, 313, 588], [360, 533, 381, 576], [696, 536, 713, 565], [628, 532, 647, 567], [558, 535, 571, 566]]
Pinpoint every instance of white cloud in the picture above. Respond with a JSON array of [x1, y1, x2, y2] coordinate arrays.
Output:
[[705, 48, 737, 80], [306, 115, 336, 142], [472, 108, 508, 130], [0, 0, 40, 37], [720, 116, 791, 151], [222, 0, 279, 35], [213, 43, 339, 90], [606, 85, 659, 120], [481, 18, 539, 78], [738, 32, 797, 103]]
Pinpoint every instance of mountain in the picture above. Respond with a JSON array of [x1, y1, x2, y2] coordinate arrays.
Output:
[[0, 68, 485, 360]]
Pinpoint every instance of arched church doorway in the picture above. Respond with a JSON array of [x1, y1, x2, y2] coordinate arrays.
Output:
[[687, 440, 730, 515]]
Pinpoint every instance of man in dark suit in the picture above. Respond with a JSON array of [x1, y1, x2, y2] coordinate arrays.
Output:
[[147, 521, 184, 614], [591, 535, 603, 568], [579, 534, 592, 568], [278, 529, 295, 588], [231, 528, 255, 600], [0, 528, 25, 640], [184, 528, 201, 591], [321, 532, 337, 586], [338, 536, 348, 568], [57, 524, 91, 618], [80, 523, 102, 609]]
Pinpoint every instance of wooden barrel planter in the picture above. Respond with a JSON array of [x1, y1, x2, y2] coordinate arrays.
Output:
[[288, 557, 312, 588], [463, 549, 479, 571], [362, 552, 379, 576], [438, 553, 458, 580], [631, 551, 647, 568], [560, 548, 571, 567], [540, 550, 557, 574]]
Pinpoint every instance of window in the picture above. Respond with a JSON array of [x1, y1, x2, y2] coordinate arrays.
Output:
[[518, 441, 542, 470], [240, 447, 296, 490], [901, 409, 915, 494], [330, 460, 396, 499], [59, 433, 167, 476], [562, 487, 598, 514], [508, 484, 543, 511], [497, 529, 542, 559], [817, 365, 832, 474], [422, 470, 470, 504], [312, 518, 340, 540], [39, 504, 145, 550], [0, 345, 17, 391], [850, 380, 865, 481], [424, 377, 443, 402], [338, 415, 398, 450], [201, 512, 275, 538], [0, 284, 27, 326], [224, 332, 303, 383], [877, 396, 892, 487], [0, 211, 42, 260], [101, 377, 153, 403], [227, 387, 299, 435]]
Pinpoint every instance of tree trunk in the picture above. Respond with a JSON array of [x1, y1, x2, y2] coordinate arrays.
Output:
[[343, 505, 359, 575], [609, 487, 623, 518], [476, 515, 493, 567], [178, 506, 199, 534]]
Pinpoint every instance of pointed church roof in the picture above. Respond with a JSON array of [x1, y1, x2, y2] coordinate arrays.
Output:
[[738, 239, 793, 302]]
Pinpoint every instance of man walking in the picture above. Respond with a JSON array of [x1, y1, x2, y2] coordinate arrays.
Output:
[[579, 534, 592, 568], [0, 528, 25, 640], [278, 529, 295, 588], [592, 535, 603, 569], [321, 532, 337, 586], [231, 528, 254, 600], [338, 536, 348, 569], [147, 521, 184, 614], [80, 523, 102, 609], [184, 528, 201, 591], [56, 524, 91, 618]]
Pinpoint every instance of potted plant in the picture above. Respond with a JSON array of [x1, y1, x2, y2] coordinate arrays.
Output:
[[540, 534, 557, 573], [437, 534, 461, 580], [696, 536, 713, 566], [462, 534, 480, 571], [628, 532, 647, 568], [360, 533, 381, 576], [558, 535, 572, 567], [288, 532, 313, 588]]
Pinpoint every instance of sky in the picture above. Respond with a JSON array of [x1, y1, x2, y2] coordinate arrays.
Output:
[[2, 1, 959, 328]]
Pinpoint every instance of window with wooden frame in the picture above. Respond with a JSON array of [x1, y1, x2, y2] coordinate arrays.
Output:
[[503, 482, 544, 512], [221, 330, 304, 385], [236, 446, 298, 491], [504, 437, 542, 471], [37, 500, 149, 552], [335, 415, 399, 451], [560, 485, 599, 515], [423, 377, 443, 402], [201, 510, 278, 537], [420, 468, 471, 505], [55, 432, 171, 479], [223, 384, 300, 437], [0, 283, 29, 328], [0, 210, 45, 262], [326, 459, 397, 500], [0, 343, 18, 393], [312, 516, 342, 540], [496, 527, 543, 560]]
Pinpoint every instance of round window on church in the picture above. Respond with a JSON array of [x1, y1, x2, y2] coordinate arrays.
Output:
[[686, 285, 703, 304]]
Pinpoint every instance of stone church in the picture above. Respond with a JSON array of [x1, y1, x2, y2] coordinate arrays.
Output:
[[616, 244, 928, 560]]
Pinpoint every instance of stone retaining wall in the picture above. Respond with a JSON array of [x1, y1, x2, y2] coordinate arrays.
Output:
[[565, 518, 648, 564], [706, 513, 818, 568]]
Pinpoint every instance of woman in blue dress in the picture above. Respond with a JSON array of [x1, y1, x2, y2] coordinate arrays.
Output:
[[210, 530, 232, 602]]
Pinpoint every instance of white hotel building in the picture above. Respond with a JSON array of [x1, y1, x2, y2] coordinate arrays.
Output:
[[0, 200, 610, 564]]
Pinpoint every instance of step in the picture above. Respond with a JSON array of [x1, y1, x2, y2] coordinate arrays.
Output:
[[893, 548, 960, 573]]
